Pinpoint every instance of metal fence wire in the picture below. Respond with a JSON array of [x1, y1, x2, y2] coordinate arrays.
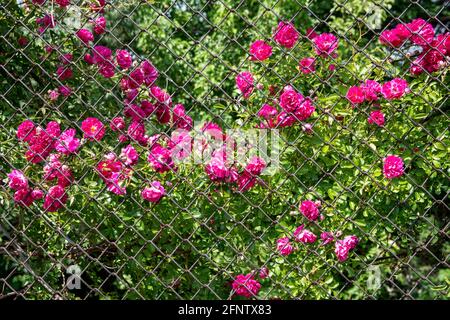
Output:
[[0, 0, 449, 300]]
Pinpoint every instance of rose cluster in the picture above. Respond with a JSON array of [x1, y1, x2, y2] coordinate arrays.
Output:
[[334, 235, 359, 262], [32, 1, 110, 100], [239, 21, 342, 132], [17, 120, 80, 163], [6, 170, 43, 208], [201, 123, 267, 192], [9, 120, 82, 211], [347, 78, 409, 105], [256, 22, 339, 76], [379, 18, 450, 75], [96, 150, 134, 195], [256, 86, 315, 129], [276, 199, 359, 263], [346, 78, 409, 127], [231, 273, 262, 298], [48, 54, 74, 101]]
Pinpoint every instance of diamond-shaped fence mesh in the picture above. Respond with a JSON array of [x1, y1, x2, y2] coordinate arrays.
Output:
[[0, 0, 448, 300]]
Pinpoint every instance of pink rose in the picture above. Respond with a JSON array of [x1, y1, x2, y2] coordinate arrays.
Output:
[[106, 179, 127, 195], [56, 165, 73, 188], [343, 235, 359, 250], [84, 53, 95, 64], [383, 155, 404, 179], [42, 155, 73, 188], [205, 155, 230, 182], [169, 129, 192, 160], [379, 30, 403, 47], [46, 121, 61, 138], [92, 45, 112, 64], [25, 126, 55, 163], [335, 240, 350, 262], [276, 237, 294, 256], [81, 117, 105, 141], [59, 85, 72, 97], [236, 71, 254, 98], [118, 134, 129, 143], [237, 172, 257, 192], [55, 0, 70, 7], [279, 87, 303, 112], [55, 128, 80, 154], [320, 232, 334, 245], [36, 14, 56, 33], [172, 104, 193, 130], [302, 123, 313, 135], [313, 33, 338, 57], [76, 29, 94, 45], [31, 189, 44, 200], [14, 188, 34, 207], [98, 62, 115, 78], [17, 120, 36, 142], [245, 156, 266, 176], [293, 98, 315, 121], [408, 18, 435, 46], [124, 104, 146, 122], [60, 54, 73, 65], [141, 181, 165, 203], [7, 170, 28, 190], [116, 49, 133, 69], [361, 80, 381, 101], [393, 23, 411, 41], [150, 86, 172, 106], [92, 16, 106, 34], [232, 274, 261, 298], [409, 49, 443, 75], [18, 37, 28, 47], [299, 200, 320, 221], [276, 111, 296, 128], [367, 111, 385, 127], [127, 121, 146, 144], [97, 154, 122, 181], [120, 144, 139, 166], [259, 267, 269, 279], [274, 22, 299, 49], [110, 117, 125, 131], [127, 68, 144, 89], [381, 78, 409, 100], [141, 60, 159, 86], [299, 57, 316, 74], [306, 27, 318, 40], [148, 145, 176, 173], [293, 225, 317, 243], [48, 89, 59, 101], [141, 100, 156, 118], [43, 185, 68, 212], [60, 53, 73, 65], [257, 104, 278, 119], [56, 66, 73, 81], [346, 86, 365, 104], [249, 40, 273, 61]]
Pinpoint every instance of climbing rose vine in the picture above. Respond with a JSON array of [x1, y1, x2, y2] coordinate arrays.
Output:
[[1, 1, 448, 300]]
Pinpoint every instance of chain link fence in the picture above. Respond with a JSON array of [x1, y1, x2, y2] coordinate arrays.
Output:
[[0, 0, 449, 300]]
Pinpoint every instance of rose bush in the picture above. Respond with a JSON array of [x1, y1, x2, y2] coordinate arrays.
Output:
[[0, 0, 448, 300]]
